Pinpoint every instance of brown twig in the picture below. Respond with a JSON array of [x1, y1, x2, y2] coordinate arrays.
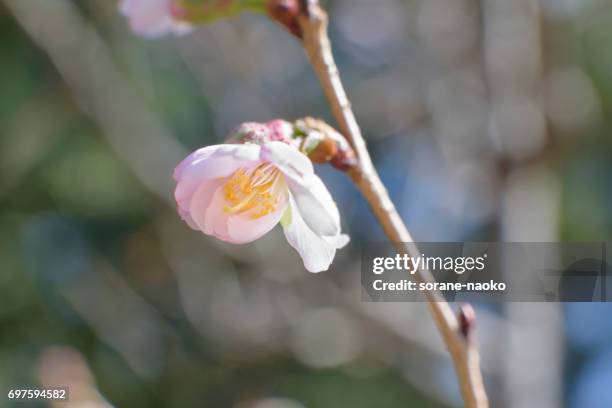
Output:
[[271, 1, 489, 407]]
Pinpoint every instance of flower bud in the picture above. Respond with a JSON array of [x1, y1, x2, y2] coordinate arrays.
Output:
[[295, 117, 357, 171], [228, 120, 299, 147], [120, 0, 267, 38], [304, 135, 338, 164], [266, 0, 301, 37]]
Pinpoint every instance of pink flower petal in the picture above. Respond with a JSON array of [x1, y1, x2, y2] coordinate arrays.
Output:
[[173, 146, 217, 181], [174, 144, 262, 207], [188, 179, 229, 240], [178, 206, 199, 230], [202, 184, 232, 241], [226, 191, 289, 244], [119, 0, 192, 38], [181, 144, 261, 180]]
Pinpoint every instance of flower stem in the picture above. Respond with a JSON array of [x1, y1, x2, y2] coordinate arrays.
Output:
[[293, 2, 489, 407]]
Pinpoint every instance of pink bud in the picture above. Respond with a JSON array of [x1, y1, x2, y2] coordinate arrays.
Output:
[[228, 120, 299, 147], [119, 0, 193, 38]]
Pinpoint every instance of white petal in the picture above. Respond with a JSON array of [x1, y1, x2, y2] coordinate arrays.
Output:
[[261, 141, 314, 184], [326, 233, 350, 248], [282, 196, 349, 273], [287, 173, 342, 237], [261, 142, 341, 237]]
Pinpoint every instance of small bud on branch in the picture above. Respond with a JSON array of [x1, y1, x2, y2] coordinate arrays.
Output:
[[294, 117, 357, 171], [458, 303, 477, 342], [266, 0, 301, 37]]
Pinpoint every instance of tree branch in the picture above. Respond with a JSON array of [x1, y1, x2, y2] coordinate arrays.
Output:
[[284, 2, 490, 407]]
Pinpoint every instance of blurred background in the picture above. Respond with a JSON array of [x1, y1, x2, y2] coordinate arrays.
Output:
[[1, 0, 611, 406]]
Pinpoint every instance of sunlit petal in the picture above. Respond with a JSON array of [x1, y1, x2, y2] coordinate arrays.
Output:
[[282, 196, 349, 273]]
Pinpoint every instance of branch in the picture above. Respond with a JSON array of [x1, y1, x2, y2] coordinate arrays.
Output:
[[272, 1, 489, 407]]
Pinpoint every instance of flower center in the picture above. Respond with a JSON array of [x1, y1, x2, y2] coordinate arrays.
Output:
[[223, 162, 284, 219]]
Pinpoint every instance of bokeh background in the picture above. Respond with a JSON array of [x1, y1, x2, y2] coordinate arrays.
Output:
[[1, 0, 612, 407]]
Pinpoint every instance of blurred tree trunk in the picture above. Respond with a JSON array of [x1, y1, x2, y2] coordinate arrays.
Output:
[[481, 1, 563, 407]]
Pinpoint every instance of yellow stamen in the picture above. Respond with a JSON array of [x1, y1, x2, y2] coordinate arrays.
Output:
[[223, 163, 283, 219]]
